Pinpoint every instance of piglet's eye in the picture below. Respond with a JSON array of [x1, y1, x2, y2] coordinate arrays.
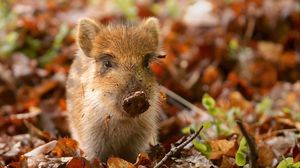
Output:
[[103, 60, 113, 69], [99, 54, 115, 74]]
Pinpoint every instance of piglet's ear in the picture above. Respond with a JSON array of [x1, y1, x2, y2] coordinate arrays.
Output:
[[77, 18, 101, 56], [141, 17, 160, 44]]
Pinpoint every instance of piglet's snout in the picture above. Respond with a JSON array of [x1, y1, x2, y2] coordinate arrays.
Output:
[[122, 91, 150, 117]]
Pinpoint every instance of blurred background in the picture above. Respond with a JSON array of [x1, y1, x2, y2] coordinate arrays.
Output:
[[0, 0, 300, 167]]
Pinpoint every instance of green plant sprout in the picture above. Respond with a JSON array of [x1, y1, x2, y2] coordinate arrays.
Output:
[[235, 137, 249, 166], [277, 157, 300, 168], [39, 23, 69, 65], [256, 97, 273, 115]]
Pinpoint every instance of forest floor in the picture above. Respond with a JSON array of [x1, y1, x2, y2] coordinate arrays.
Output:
[[0, 0, 300, 167]]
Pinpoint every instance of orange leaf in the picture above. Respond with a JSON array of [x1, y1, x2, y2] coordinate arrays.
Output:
[[24, 120, 52, 142], [107, 157, 135, 168], [202, 65, 220, 85], [51, 138, 81, 157], [209, 139, 237, 160], [134, 153, 151, 167], [67, 157, 91, 168], [257, 142, 275, 167], [23, 98, 39, 109], [59, 98, 67, 111]]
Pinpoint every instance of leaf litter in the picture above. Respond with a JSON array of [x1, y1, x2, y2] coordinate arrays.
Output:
[[0, 0, 300, 167]]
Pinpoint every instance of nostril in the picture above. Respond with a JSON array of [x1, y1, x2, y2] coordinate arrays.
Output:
[[122, 91, 150, 117]]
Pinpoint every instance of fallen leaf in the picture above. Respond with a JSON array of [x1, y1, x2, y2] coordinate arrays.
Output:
[[107, 157, 135, 168], [266, 133, 296, 156], [134, 153, 151, 167], [24, 120, 52, 142], [6, 162, 21, 168], [24, 140, 57, 157], [170, 149, 217, 168], [257, 142, 276, 167], [22, 155, 72, 168], [219, 155, 236, 168], [209, 139, 237, 160], [66, 157, 91, 168], [51, 138, 81, 157], [202, 65, 220, 85], [258, 41, 282, 62], [292, 145, 300, 162]]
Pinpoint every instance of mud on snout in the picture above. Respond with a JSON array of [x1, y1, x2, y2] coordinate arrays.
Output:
[[117, 75, 154, 117], [121, 90, 150, 117]]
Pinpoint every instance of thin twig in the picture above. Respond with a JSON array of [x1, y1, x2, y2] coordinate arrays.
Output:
[[236, 120, 258, 168], [153, 126, 204, 168], [244, 16, 256, 40], [10, 107, 41, 120], [159, 86, 207, 116]]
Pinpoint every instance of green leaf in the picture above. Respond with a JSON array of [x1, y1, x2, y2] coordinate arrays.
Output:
[[208, 107, 222, 116], [256, 97, 272, 114], [193, 139, 211, 157], [193, 140, 207, 151], [202, 121, 212, 129], [23, 37, 41, 58], [236, 152, 247, 166], [229, 38, 239, 51], [39, 23, 69, 65], [227, 107, 241, 127], [239, 137, 247, 147], [113, 0, 137, 21], [235, 137, 249, 166], [202, 93, 216, 110], [243, 164, 250, 168], [277, 157, 300, 168], [277, 158, 292, 168], [283, 107, 291, 114], [182, 126, 192, 135], [0, 32, 18, 58], [293, 162, 300, 168], [214, 119, 222, 135], [166, 0, 180, 19]]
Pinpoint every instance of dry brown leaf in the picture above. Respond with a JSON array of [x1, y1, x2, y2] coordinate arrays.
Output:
[[24, 140, 57, 157], [292, 145, 300, 162], [202, 65, 220, 85], [170, 149, 217, 168], [279, 52, 297, 69], [249, 60, 277, 88], [266, 134, 296, 156], [107, 157, 135, 168], [24, 120, 52, 142], [209, 139, 237, 160], [35, 80, 58, 97], [258, 41, 282, 62], [219, 155, 236, 168], [257, 142, 276, 167], [51, 138, 81, 157], [277, 117, 300, 130], [134, 152, 151, 167], [22, 155, 72, 168], [66, 157, 91, 168], [228, 91, 252, 110], [6, 162, 21, 168]]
